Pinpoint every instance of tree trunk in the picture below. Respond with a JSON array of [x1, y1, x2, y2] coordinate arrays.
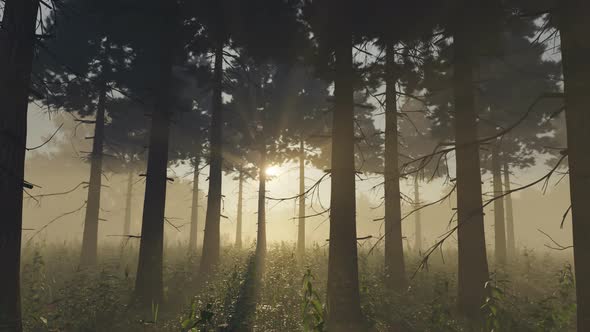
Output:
[[414, 176, 422, 254], [297, 138, 306, 260], [200, 41, 224, 276], [453, 24, 490, 318], [0, 0, 40, 330], [134, 98, 171, 306], [326, 16, 364, 330], [491, 144, 506, 266], [557, 1, 590, 330], [123, 171, 133, 236], [383, 41, 407, 291], [134, 4, 176, 306], [235, 167, 244, 249], [503, 161, 515, 257], [79, 78, 107, 266], [256, 141, 267, 272], [189, 163, 199, 254]]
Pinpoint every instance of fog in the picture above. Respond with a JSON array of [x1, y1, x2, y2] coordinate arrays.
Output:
[[23, 111, 573, 260]]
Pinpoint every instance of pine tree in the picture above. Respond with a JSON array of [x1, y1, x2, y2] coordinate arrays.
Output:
[[133, 0, 181, 306], [554, 0, 590, 329], [0, 1, 41, 329]]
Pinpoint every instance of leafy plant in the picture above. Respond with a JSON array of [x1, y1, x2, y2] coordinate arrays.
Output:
[[535, 264, 576, 331], [302, 269, 325, 332], [181, 302, 215, 332], [481, 275, 507, 332], [427, 274, 460, 332]]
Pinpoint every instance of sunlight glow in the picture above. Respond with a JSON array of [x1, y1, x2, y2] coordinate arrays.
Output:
[[265, 166, 280, 177]]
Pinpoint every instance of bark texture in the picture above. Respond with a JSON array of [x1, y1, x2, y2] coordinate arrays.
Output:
[[326, 11, 364, 329], [297, 139, 306, 259], [414, 176, 422, 254], [134, 3, 176, 305], [200, 41, 224, 276], [123, 171, 133, 236], [235, 167, 244, 249], [491, 144, 506, 265], [80, 78, 107, 266], [558, 1, 590, 330], [0, 0, 40, 330], [189, 164, 199, 253], [453, 22, 490, 318], [503, 161, 515, 256], [255, 142, 267, 273], [383, 42, 406, 291]]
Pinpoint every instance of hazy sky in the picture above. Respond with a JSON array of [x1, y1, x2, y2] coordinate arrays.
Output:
[[24, 100, 574, 255]]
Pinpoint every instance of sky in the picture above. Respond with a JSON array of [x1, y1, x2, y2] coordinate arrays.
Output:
[[23, 100, 574, 256]]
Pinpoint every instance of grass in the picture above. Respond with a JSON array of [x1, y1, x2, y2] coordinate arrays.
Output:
[[20, 241, 576, 331]]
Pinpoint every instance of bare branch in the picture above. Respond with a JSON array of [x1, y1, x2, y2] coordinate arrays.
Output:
[[538, 228, 573, 251], [26, 201, 87, 245], [26, 123, 63, 151]]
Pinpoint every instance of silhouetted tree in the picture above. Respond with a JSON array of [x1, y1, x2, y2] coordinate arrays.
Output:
[[225, 58, 300, 272], [191, 0, 233, 277], [399, 98, 448, 254], [554, 0, 590, 329], [223, 119, 255, 250], [102, 99, 148, 239], [36, 0, 137, 266], [167, 58, 211, 255], [447, 0, 502, 318], [305, 0, 365, 328], [364, 0, 440, 293], [223, 0, 307, 274], [262, 64, 330, 260], [0, 0, 41, 330], [476, 17, 561, 263], [133, 0, 182, 306]]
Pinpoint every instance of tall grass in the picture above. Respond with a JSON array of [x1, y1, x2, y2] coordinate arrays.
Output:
[[20, 242, 575, 331]]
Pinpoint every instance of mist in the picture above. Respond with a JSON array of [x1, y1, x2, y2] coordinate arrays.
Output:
[[2, 0, 589, 331]]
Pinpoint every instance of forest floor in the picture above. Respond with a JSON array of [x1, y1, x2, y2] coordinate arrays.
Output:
[[20, 242, 576, 331]]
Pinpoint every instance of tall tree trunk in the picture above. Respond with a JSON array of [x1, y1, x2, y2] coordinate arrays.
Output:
[[557, 1, 590, 330], [235, 167, 244, 249], [326, 14, 364, 330], [383, 41, 407, 291], [297, 138, 306, 260], [0, 0, 40, 330], [189, 163, 199, 254], [414, 175, 422, 254], [200, 41, 224, 276], [503, 161, 515, 257], [134, 99, 171, 305], [134, 3, 176, 306], [123, 171, 133, 236], [491, 144, 506, 265], [79, 78, 107, 266], [256, 140, 267, 272], [453, 23, 490, 318]]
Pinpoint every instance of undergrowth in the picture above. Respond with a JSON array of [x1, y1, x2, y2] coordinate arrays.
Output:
[[20, 242, 576, 331]]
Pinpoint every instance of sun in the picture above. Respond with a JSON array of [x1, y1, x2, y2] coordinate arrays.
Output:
[[265, 165, 280, 177]]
